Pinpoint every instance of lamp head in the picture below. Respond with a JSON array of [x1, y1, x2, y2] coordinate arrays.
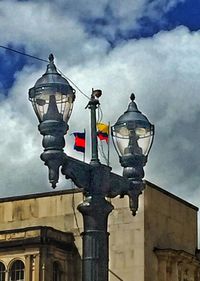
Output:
[[112, 93, 155, 215], [29, 54, 75, 123], [28, 54, 76, 188], [111, 93, 154, 160]]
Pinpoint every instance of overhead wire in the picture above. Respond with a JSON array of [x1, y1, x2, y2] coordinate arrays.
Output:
[[0, 44, 90, 100], [97, 104, 101, 123], [109, 269, 124, 281], [99, 141, 109, 165], [97, 104, 103, 123], [97, 104, 109, 164], [57, 68, 90, 100], [71, 180, 81, 236], [0, 45, 48, 63]]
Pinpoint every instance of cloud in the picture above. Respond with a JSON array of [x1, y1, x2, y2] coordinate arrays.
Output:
[[0, 0, 110, 65], [0, 0, 199, 211], [0, 0, 185, 55], [144, 0, 186, 18], [58, 26, 200, 204]]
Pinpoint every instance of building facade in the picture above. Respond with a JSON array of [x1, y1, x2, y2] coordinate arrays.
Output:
[[0, 226, 80, 281], [0, 181, 198, 281]]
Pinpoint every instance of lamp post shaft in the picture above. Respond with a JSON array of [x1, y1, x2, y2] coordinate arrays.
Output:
[[80, 89, 113, 281], [88, 92, 100, 165], [78, 196, 113, 281]]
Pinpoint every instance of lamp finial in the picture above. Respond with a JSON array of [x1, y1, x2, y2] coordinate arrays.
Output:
[[49, 53, 54, 63], [130, 93, 135, 101]]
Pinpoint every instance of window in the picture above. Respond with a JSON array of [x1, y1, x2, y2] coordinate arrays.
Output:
[[9, 260, 24, 281], [0, 262, 5, 281], [53, 262, 62, 281]]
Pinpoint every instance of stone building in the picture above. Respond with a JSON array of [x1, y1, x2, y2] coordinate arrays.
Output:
[[0, 181, 199, 281]]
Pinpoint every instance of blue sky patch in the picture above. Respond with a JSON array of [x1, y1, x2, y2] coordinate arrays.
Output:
[[0, 44, 27, 95], [0, 44, 42, 96], [166, 0, 200, 31], [81, 0, 200, 44]]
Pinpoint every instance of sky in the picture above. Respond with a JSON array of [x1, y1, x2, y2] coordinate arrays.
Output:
[[0, 0, 200, 212]]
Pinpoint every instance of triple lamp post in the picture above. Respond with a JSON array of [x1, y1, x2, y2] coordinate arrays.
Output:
[[28, 54, 154, 281]]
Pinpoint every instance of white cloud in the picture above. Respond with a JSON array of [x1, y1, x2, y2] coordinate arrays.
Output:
[[0, 0, 199, 211], [54, 26, 200, 205], [0, 0, 109, 65], [0, 0, 184, 55]]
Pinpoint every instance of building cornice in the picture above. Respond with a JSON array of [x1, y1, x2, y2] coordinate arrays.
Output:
[[154, 247, 200, 265], [0, 226, 76, 252], [0, 188, 82, 203]]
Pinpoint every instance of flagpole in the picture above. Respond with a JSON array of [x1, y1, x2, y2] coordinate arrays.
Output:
[[83, 128, 86, 162], [107, 122, 110, 166]]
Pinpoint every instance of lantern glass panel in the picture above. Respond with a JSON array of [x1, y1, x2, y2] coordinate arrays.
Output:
[[30, 90, 74, 122], [112, 123, 154, 156]]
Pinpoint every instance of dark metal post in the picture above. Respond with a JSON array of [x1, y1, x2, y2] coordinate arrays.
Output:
[[87, 90, 101, 165], [78, 196, 113, 281], [78, 89, 113, 281]]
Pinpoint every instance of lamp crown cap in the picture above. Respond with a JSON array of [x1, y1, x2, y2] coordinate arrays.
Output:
[[127, 93, 139, 113], [45, 54, 59, 75], [130, 93, 135, 101], [49, 53, 54, 63]]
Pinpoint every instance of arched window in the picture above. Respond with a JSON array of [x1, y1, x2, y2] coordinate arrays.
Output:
[[0, 262, 6, 281], [9, 260, 24, 281], [53, 262, 62, 281]]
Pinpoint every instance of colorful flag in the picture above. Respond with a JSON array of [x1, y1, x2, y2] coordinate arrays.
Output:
[[97, 123, 109, 143], [73, 132, 86, 153]]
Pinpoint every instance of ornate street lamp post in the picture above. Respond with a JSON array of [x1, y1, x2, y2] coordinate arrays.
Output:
[[29, 54, 154, 281]]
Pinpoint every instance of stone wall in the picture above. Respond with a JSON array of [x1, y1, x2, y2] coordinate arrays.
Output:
[[144, 182, 198, 281], [0, 182, 198, 281]]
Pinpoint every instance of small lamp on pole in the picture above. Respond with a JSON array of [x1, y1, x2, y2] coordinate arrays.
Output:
[[29, 54, 76, 188], [111, 93, 154, 214]]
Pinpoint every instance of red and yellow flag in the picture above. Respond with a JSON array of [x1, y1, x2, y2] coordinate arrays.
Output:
[[96, 123, 109, 143]]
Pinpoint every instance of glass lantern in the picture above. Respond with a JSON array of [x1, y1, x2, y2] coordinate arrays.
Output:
[[29, 54, 75, 123], [112, 94, 154, 158]]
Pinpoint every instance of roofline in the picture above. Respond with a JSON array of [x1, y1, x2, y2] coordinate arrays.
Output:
[[145, 180, 198, 211], [0, 188, 82, 203], [0, 225, 73, 237], [0, 181, 198, 212], [0, 226, 76, 252]]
